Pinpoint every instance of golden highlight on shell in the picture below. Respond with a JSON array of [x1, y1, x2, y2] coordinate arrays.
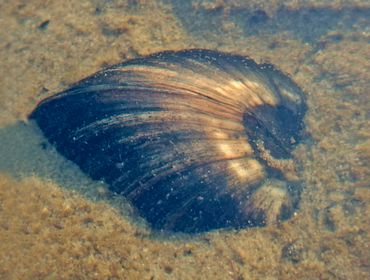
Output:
[[30, 49, 307, 233]]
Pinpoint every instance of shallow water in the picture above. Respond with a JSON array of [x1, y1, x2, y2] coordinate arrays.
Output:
[[0, 0, 369, 279]]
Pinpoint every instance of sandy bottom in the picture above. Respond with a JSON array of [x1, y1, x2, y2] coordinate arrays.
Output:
[[0, 0, 369, 279]]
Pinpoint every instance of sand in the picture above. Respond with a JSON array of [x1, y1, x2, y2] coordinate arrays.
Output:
[[0, 0, 369, 279]]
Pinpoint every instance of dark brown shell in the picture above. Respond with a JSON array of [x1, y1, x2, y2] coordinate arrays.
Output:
[[30, 49, 307, 233]]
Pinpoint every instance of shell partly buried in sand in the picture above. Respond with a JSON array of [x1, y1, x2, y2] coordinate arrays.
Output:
[[30, 49, 307, 233]]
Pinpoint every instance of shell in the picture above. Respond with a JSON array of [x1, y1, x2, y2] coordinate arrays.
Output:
[[30, 49, 307, 233]]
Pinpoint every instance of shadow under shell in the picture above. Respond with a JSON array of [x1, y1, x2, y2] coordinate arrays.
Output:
[[30, 49, 307, 233]]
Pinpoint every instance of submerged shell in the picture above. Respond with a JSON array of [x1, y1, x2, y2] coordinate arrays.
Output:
[[30, 49, 307, 233]]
